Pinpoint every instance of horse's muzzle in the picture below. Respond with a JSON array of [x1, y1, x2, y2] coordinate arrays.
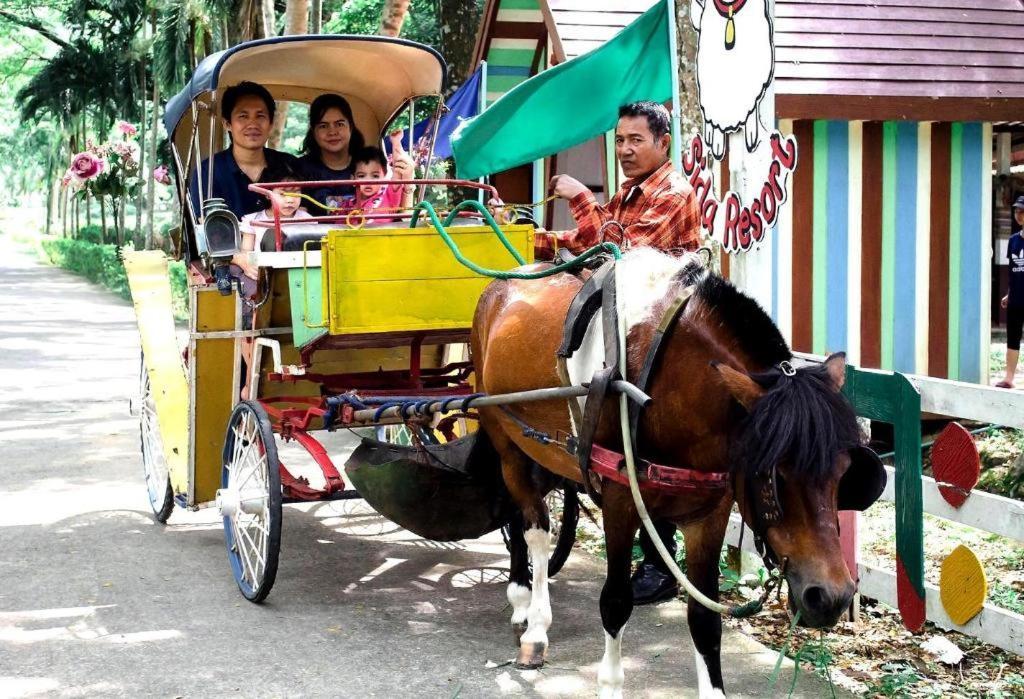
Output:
[[787, 577, 856, 628]]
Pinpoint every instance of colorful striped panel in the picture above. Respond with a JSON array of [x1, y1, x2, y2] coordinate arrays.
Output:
[[767, 119, 990, 382]]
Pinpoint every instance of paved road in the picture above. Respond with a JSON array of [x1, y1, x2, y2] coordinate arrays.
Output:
[[0, 235, 844, 698]]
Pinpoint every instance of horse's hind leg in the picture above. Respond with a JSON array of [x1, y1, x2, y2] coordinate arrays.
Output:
[[682, 502, 731, 698], [597, 487, 640, 699], [490, 430, 553, 668], [505, 511, 531, 645]]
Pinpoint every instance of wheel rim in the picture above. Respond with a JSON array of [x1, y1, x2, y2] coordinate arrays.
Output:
[[222, 408, 273, 597], [140, 369, 170, 510]]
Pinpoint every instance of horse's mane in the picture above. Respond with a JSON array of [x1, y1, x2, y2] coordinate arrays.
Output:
[[676, 262, 790, 368], [736, 363, 862, 481], [673, 262, 860, 480]]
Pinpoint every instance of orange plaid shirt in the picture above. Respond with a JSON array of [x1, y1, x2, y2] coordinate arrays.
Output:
[[534, 160, 701, 259]]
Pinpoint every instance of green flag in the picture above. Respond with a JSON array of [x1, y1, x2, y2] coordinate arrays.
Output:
[[451, 0, 673, 180]]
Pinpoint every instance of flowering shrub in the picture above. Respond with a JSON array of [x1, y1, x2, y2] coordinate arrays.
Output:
[[61, 123, 141, 200], [152, 164, 171, 186]]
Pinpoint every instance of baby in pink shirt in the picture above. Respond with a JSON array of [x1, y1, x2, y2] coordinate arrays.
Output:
[[350, 134, 416, 222]]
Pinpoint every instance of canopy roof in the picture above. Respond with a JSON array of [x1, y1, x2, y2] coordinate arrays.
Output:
[[164, 35, 446, 157]]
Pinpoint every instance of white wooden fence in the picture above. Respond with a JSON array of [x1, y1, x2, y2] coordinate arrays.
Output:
[[727, 360, 1024, 656]]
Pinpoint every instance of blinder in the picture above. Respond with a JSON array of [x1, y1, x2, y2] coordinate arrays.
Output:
[[837, 445, 887, 511]]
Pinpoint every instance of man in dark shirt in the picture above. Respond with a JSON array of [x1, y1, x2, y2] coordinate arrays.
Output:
[[189, 81, 298, 220]]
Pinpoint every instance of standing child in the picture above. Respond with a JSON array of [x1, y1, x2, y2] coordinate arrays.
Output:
[[998, 196, 1024, 388], [349, 132, 417, 222]]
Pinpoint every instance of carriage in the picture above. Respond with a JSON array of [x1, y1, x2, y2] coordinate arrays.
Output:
[[127, 35, 579, 602]]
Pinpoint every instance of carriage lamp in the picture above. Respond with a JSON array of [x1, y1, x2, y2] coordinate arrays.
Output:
[[200, 198, 241, 258]]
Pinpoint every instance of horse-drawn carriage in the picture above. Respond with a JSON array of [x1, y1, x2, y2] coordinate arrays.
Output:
[[128, 35, 578, 602], [128, 33, 888, 696]]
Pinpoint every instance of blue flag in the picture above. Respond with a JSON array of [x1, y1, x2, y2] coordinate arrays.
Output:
[[388, 66, 483, 161]]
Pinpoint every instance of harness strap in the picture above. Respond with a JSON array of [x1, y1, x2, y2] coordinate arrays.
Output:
[[575, 365, 617, 506], [627, 287, 695, 459]]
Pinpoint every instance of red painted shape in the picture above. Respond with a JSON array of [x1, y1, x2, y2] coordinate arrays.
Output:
[[838, 511, 858, 581], [896, 556, 927, 632], [930, 422, 980, 508], [291, 429, 345, 493], [590, 444, 730, 494]]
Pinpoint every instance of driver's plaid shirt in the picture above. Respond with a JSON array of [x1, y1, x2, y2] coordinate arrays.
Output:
[[534, 160, 702, 259]]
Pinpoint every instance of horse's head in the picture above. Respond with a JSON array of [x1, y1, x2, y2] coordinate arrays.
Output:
[[713, 352, 886, 628]]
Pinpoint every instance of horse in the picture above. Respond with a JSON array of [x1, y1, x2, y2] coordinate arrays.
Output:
[[469, 248, 885, 697]]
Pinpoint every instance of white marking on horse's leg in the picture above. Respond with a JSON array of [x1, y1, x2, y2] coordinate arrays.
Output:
[[597, 629, 625, 699], [520, 527, 552, 647], [695, 648, 726, 699], [507, 582, 531, 627]]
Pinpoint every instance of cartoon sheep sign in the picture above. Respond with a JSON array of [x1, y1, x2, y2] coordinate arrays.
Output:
[[683, 0, 798, 254], [690, 0, 774, 158]]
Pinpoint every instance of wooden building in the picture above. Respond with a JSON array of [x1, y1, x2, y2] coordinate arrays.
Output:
[[471, 0, 1024, 383]]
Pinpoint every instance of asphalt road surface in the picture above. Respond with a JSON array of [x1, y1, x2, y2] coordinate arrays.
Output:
[[0, 235, 845, 698]]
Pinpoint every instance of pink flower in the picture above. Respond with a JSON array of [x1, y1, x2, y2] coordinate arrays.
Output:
[[61, 169, 85, 191], [116, 120, 138, 138], [152, 165, 171, 185], [70, 151, 105, 180]]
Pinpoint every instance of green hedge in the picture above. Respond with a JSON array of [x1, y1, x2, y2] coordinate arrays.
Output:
[[41, 238, 188, 318]]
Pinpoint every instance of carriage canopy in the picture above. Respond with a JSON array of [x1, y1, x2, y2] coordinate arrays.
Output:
[[164, 35, 447, 161]]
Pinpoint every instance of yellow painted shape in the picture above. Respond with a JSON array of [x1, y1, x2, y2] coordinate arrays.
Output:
[[124, 251, 189, 496], [323, 224, 533, 335], [191, 288, 237, 505], [939, 544, 987, 626]]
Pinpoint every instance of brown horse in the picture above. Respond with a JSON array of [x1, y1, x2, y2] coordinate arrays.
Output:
[[469, 249, 884, 697]]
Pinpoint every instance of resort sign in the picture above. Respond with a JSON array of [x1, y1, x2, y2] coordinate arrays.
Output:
[[687, 0, 799, 253]]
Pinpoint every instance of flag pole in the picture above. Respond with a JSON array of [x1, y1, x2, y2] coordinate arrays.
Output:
[[478, 60, 488, 204], [666, 0, 683, 170]]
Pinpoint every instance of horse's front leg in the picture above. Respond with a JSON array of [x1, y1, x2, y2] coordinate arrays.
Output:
[[597, 486, 640, 699], [682, 501, 731, 698]]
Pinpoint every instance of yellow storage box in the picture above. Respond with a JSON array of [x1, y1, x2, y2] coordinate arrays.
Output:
[[322, 224, 534, 335]]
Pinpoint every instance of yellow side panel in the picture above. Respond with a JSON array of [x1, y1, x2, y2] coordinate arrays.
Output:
[[123, 251, 190, 496], [191, 288, 237, 505], [324, 224, 533, 335]]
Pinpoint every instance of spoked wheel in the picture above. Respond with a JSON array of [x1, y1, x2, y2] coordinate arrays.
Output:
[[218, 400, 282, 603], [139, 357, 173, 523], [502, 481, 580, 577]]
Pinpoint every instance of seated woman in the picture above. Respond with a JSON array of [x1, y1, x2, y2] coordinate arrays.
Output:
[[189, 81, 298, 220], [298, 94, 366, 215]]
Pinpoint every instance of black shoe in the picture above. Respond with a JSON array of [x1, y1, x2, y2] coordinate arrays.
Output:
[[631, 563, 679, 605]]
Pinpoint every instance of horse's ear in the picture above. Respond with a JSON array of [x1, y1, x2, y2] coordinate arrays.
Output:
[[824, 352, 847, 392], [711, 361, 765, 411]]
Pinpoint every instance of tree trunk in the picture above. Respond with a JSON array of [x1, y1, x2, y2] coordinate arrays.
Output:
[[135, 57, 146, 246], [45, 150, 54, 237], [86, 189, 92, 228], [378, 0, 410, 37], [310, 0, 322, 33], [437, 0, 484, 87], [267, 0, 308, 149], [146, 9, 159, 249], [260, 0, 276, 38], [99, 196, 106, 243], [118, 199, 126, 247], [674, 3, 701, 138]]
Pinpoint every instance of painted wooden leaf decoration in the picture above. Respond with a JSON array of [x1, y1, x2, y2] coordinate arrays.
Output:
[[930, 422, 980, 508], [940, 544, 987, 626]]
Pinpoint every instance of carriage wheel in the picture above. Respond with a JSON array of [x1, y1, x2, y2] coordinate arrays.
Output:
[[502, 482, 579, 578], [139, 357, 174, 523], [218, 400, 282, 603]]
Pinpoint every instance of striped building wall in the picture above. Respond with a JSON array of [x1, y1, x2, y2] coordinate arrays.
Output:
[[483, 0, 545, 106], [769, 120, 993, 383]]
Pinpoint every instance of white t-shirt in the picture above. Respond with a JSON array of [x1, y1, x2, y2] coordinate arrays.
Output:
[[240, 208, 316, 249]]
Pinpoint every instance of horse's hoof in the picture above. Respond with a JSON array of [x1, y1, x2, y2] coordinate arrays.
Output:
[[514, 642, 547, 669], [512, 622, 527, 646]]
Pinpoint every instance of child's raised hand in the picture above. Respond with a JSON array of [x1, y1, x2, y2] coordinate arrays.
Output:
[[389, 130, 407, 156]]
